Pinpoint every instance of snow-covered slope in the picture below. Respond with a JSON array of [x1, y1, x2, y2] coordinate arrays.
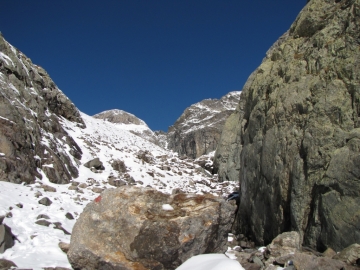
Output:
[[93, 109, 161, 146], [0, 111, 238, 269]]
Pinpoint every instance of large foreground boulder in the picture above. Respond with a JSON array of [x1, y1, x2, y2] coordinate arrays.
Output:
[[68, 186, 236, 270], [214, 0, 360, 251]]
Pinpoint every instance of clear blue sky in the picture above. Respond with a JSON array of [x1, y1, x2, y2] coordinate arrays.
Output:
[[1, 1, 305, 131]]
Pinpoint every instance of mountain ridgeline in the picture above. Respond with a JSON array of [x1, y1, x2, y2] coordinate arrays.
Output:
[[214, 0, 360, 251]]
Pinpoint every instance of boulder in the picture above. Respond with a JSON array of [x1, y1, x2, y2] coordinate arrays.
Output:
[[333, 243, 360, 265], [68, 186, 236, 270], [84, 158, 104, 170], [292, 253, 347, 270], [38, 197, 52, 206], [136, 150, 155, 164], [0, 259, 17, 270], [111, 159, 127, 173], [0, 216, 15, 253], [213, 0, 360, 250], [267, 231, 301, 258]]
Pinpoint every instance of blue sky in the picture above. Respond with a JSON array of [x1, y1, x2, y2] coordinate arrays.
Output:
[[1, 1, 305, 131]]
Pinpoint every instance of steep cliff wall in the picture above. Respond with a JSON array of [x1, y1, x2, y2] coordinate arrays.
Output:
[[0, 34, 84, 184], [214, 0, 360, 251]]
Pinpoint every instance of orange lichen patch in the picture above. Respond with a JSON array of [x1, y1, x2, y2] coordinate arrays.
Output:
[[129, 205, 141, 215], [181, 234, 194, 244], [104, 251, 147, 270], [204, 220, 212, 227]]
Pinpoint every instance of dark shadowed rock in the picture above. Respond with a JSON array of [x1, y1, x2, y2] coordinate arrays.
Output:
[[68, 186, 236, 270], [333, 243, 360, 265], [0, 216, 15, 253], [35, 219, 52, 227], [214, 0, 360, 250], [0, 259, 17, 269], [83, 158, 104, 170], [38, 197, 52, 206]]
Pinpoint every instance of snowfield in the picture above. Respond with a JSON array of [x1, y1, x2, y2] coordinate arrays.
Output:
[[0, 111, 240, 269]]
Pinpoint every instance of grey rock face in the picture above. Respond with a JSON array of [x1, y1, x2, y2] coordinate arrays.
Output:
[[68, 186, 235, 270], [0, 35, 84, 184], [167, 92, 241, 159], [214, 0, 360, 251]]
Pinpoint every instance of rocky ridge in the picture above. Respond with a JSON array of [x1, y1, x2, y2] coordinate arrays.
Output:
[[167, 91, 241, 159], [214, 0, 360, 252], [0, 33, 84, 185]]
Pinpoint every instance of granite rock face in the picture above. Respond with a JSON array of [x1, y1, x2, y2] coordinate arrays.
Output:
[[68, 186, 236, 270], [0, 34, 84, 184], [167, 91, 241, 159], [214, 0, 360, 251]]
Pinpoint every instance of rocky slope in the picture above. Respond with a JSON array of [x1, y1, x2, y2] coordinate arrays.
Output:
[[167, 91, 241, 159], [0, 33, 84, 185], [214, 0, 360, 252], [0, 34, 239, 268]]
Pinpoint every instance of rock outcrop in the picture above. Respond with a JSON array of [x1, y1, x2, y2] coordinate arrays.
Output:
[[0, 215, 15, 253], [68, 186, 236, 270], [214, 0, 360, 251], [0, 34, 84, 184], [167, 91, 240, 159]]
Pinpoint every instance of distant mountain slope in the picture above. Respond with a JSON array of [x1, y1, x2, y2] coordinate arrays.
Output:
[[93, 109, 160, 145], [167, 91, 241, 159]]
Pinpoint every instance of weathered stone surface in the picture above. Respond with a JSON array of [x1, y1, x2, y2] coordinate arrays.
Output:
[[111, 159, 127, 173], [267, 231, 301, 259], [0, 34, 83, 184], [0, 259, 17, 269], [214, 0, 360, 250], [0, 217, 15, 253], [293, 252, 347, 270], [68, 186, 236, 270], [59, 242, 70, 254], [333, 243, 360, 265], [167, 92, 241, 159]]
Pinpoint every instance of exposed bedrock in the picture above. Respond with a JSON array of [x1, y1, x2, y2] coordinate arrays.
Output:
[[0, 34, 84, 184], [214, 0, 360, 251]]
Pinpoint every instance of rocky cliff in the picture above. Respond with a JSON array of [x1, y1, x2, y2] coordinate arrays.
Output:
[[214, 0, 360, 252], [0, 34, 84, 184], [167, 91, 240, 159]]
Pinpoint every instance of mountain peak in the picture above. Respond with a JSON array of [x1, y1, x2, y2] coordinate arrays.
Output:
[[93, 109, 147, 126]]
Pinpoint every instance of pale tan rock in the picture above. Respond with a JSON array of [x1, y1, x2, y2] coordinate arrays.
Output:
[[68, 186, 236, 270]]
